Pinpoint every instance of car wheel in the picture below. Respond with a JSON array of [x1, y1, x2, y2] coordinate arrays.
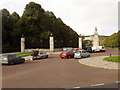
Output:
[[79, 56, 82, 58], [8, 61, 14, 65], [68, 56, 71, 59], [22, 59, 25, 63], [46, 55, 48, 58], [81, 56, 83, 58], [61, 57, 64, 59]]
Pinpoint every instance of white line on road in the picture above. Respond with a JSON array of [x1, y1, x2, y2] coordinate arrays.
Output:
[[65, 87, 81, 90], [91, 83, 104, 87], [115, 81, 120, 83], [73, 86, 81, 88]]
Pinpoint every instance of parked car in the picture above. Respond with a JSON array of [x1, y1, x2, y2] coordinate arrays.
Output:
[[60, 51, 75, 59], [91, 46, 106, 52], [74, 49, 90, 59], [2, 54, 25, 65], [83, 46, 92, 53], [31, 51, 48, 60], [62, 47, 73, 51]]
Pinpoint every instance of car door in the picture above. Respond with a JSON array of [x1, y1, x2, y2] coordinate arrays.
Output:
[[70, 51, 74, 57], [38, 52, 42, 58], [16, 56, 23, 63], [40, 52, 45, 58], [84, 51, 90, 57], [9, 55, 18, 64], [82, 50, 87, 57], [13, 55, 21, 63]]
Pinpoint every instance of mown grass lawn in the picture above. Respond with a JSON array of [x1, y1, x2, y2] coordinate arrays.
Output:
[[103, 56, 120, 63], [16, 52, 33, 57]]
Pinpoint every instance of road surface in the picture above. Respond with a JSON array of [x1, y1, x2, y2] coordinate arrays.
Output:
[[2, 48, 119, 88]]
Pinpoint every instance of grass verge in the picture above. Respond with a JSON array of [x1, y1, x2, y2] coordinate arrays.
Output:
[[103, 56, 120, 63], [16, 52, 33, 57]]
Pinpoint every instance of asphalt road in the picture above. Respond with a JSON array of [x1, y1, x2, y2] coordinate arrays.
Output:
[[2, 48, 119, 88]]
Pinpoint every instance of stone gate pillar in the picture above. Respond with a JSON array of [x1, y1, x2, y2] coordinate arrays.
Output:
[[79, 34, 82, 49], [21, 35, 25, 52], [49, 34, 54, 52]]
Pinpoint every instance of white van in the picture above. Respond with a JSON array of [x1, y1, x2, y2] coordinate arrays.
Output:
[[98, 46, 106, 52], [91, 46, 100, 52], [91, 46, 105, 52]]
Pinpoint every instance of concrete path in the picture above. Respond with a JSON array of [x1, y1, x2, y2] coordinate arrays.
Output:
[[78, 56, 120, 70]]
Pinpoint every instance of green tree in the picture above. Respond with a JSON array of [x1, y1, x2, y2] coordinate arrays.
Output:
[[100, 31, 119, 48], [2, 2, 79, 52]]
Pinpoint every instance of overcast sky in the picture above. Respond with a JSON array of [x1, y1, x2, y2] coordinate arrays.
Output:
[[0, 0, 119, 36]]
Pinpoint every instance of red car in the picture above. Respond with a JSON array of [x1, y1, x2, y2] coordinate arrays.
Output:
[[60, 51, 75, 59]]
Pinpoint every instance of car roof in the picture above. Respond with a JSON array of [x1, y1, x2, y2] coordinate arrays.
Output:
[[2, 54, 16, 56], [78, 49, 86, 51], [62, 51, 73, 53], [2, 54, 16, 57]]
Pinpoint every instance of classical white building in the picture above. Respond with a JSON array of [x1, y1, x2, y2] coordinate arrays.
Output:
[[84, 27, 99, 47]]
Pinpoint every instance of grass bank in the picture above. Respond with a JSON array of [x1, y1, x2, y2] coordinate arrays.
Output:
[[103, 56, 120, 63], [16, 52, 33, 57]]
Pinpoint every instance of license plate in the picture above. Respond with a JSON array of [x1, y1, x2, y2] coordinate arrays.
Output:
[[75, 53, 80, 56]]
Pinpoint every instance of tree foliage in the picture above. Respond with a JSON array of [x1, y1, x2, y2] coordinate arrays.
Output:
[[2, 2, 79, 52], [100, 31, 119, 48], [83, 40, 92, 47]]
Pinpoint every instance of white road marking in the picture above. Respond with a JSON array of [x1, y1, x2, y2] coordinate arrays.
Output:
[[91, 83, 104, 87], [73, 86, 81, 88], [115, 81, 120, 83], [67, 81, 119, 89]]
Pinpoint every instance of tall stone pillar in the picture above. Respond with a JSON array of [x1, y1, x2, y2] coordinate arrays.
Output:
[[78, 34, 82, 49], [49, 34, 54, 52], [93, 27, 99, 47], [21, 36, 25, 52]]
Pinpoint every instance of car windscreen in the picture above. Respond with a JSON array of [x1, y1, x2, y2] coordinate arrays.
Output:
[[33, 51, 39, 55], [38, 52, 45, 54], [2, 55, 8, 58], [62, 51, 73, 53], [75, 51, 82, 53]]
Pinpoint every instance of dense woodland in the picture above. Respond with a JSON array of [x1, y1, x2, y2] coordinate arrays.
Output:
[[100, 31, 120, 49], [2, 2, 79, 52]]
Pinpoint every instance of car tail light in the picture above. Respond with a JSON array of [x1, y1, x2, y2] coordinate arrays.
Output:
[[80, 54, 82, 56]]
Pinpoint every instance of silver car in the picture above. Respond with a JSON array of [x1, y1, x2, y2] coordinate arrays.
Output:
[[31, 51, 48, 60], [74, 49, 90, 59]]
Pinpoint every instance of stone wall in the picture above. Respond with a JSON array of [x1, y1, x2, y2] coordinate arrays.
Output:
[[25, 48, 62, 52]]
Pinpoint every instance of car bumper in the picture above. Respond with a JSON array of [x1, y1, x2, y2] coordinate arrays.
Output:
[[60, 56, 67, 58], [2, 61, 8, 64], [74, 56, 81, 59]]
